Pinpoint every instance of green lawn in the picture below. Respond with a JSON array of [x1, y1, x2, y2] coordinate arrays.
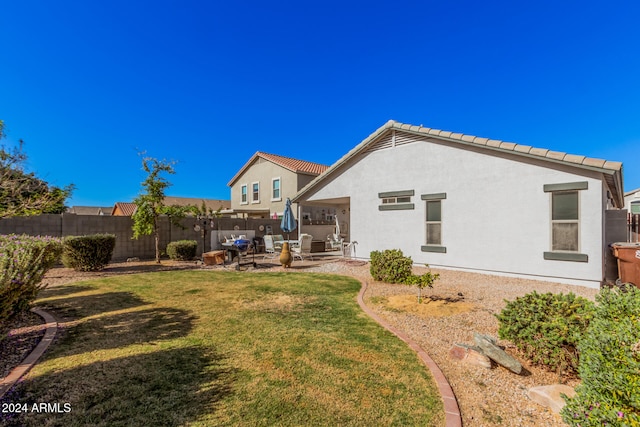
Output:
[[4, 271, 443, 426]]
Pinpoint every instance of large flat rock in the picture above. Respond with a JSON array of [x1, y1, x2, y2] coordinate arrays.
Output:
[[528, 384, 576, 413]]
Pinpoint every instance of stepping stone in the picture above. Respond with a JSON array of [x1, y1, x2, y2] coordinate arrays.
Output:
[[528, 384, 576, 413]]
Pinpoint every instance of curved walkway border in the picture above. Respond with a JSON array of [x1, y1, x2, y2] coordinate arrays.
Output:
[[0, 308, 58, 399], [357, 281, 462, 427]]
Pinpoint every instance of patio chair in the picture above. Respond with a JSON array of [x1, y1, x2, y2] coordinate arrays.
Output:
[[327, 234, 344, 255], [263, 235, 280, 260], [292, 234, 314, 261]]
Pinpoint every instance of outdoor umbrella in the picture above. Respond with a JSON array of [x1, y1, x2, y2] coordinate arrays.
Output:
[[280, 198, 297, 241], [334, 215, 341, 240]]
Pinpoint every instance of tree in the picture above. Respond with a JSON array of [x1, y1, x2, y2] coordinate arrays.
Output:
[[0, 120, 74, 218], [131, 155, 196, 263]]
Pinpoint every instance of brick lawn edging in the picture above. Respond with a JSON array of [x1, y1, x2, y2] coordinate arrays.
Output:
[[0, 308, 58, 399], [357, 281, 462, 427]]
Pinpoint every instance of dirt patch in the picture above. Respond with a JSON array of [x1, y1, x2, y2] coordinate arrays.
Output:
[[385, 294, 475, 317], [242, 293, 316, 312]]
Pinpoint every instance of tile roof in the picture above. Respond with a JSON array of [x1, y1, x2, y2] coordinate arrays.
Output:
[[228, 152, 329, 186], [111, 198, 231, 216], [112, 202, 137, 216], [294, 120, 625, 208], [67, 206, 112, 215], [163, 197, 231, 211]]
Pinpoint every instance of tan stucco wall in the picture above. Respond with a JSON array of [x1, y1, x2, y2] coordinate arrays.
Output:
[[230, 159, 302, 216]]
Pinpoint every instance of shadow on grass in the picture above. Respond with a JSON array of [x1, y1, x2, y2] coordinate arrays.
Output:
[[38, 291, 151, 319], [35, 291, 197, 358], [37, 284, 95, 299], [1, 346, 234, 427], [50, 306, 198, 358]]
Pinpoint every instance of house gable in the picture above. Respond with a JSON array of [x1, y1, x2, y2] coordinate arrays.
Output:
[[294, 121, 624, 209]]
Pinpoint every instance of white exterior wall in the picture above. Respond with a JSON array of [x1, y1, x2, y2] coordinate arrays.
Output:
[[307, 138, 606, 288]]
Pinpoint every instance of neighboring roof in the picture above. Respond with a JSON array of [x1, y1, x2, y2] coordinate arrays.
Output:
[[111, 198, 230, 216], [228, 152, 329, 187], [163, 197, 231, 212], [112, 202, 137, 216], [67, 206, 112, 215], [625, 188, 640, 197], [293, 120, 625, 208]]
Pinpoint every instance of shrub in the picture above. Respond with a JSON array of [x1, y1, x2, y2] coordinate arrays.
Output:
[[0, 234, 63, 323], [496, 291, 594, 376], [370, 249, 414, 283], [369, 249, 439, 301], [62, 234, 116, 271], [561, 286, 640, 426], [166, 240, 198, 261]]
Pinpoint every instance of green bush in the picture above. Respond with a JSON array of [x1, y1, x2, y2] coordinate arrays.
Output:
[[0, 234, 63, 323], [496, 291, 594, 376], [166, 240, 198, 261], [62, 234, 116, 271], [370, 249, 414, 283], [561, 286, 640, 426], [369, 249, 439, 302]]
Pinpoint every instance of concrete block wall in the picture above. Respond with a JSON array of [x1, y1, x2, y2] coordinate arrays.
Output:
[[0, 215, 293, 261]]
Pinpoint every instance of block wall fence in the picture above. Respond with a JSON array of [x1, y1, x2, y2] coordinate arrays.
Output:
[[0, 214, 287, 261]]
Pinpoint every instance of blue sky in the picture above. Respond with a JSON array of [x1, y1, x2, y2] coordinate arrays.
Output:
[[1, 0, 639, 207]]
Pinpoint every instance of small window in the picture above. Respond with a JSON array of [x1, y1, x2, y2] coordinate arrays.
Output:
[[426, 200, 442, 245], [272, 178, 281, 201], [241, 185, 247, 204], [378, 190, 414, 210], [631, 201, 640, 215], [551, 191, 579, 251], [252, 182, 260, 203]]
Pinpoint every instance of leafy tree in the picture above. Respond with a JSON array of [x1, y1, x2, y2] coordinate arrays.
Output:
[[131, 155, 196, 263], [0, 120, 74, 217]]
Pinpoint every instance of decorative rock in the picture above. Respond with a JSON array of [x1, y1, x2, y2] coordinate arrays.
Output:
[[449, 343, 492, 369], [528, 384, 576, 414], [473, 333, 522, 374]]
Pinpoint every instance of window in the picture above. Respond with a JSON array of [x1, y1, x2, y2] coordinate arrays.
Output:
[[252, 182, 260, 203], [551, 191, 579, 251], [378, 190, 414, 210], [631, 201, 640, 215], [241, 185, 248, 204], [421, 192, 446, 253], [426, 200, 442, 245], [272, 178, 281, 201], [381, 196, 411, 204], [543, 181, 588, 262]]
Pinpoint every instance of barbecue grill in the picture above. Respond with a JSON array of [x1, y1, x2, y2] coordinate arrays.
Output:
[[228, 239, 257, 270]]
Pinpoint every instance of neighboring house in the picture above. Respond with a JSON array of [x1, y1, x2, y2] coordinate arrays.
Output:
[[111, 198, 230, 216], [625, 188, 640, 214], [227, 152, 329, 218], [112, 202, 138, 216], [293, 120, 626, 288], [67, 206, 112, 215]]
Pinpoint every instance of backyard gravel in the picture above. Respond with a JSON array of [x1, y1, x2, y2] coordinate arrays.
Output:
[[302, 260, 598, 427], [4, 259, 600, 426]]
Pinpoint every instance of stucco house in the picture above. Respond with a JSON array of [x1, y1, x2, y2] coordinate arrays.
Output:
[[228, 152, 329, 218], [625, 188, 640, 214], [293, 120, 626, 288]]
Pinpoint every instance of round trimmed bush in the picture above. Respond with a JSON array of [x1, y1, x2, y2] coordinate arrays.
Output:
[[62, 234, 116, 271], [166, 240, 197, 261]]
